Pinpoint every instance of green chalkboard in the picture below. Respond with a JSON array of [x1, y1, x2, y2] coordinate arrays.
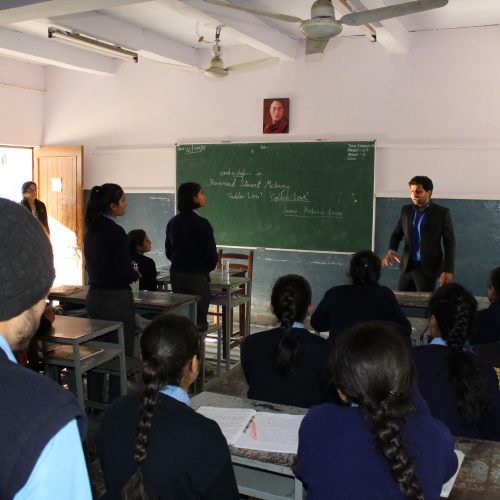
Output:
[[176, 142, 375, 252]]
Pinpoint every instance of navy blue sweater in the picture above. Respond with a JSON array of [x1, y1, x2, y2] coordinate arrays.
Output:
[[84, 216, 135, 289], [97, 393, 239, 500], [296, 400, 458, 500], [472, 300, 500, 345], [0, 350, 86, 498], [130, 251, 157, 291], [165, 211, 218, 275], [412, 344, 500, 441], [240, 327, 332, 408], [310, 284, 412, 342]]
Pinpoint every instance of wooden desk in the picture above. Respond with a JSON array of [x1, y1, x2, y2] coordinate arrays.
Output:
[[192, 391, 500, 500], [451, 437, 500, 498], [191, 391, 305, 500], [49, 286, 199, 325], [395, 291, 489, 311], [39, 315, 126, 409]]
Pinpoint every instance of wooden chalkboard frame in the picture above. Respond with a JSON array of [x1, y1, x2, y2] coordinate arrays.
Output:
[[176, 141, 375, 253]]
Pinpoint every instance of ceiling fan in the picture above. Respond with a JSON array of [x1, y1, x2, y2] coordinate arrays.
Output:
[[203, 25, 278, 79], [203, 0, 449, 54]]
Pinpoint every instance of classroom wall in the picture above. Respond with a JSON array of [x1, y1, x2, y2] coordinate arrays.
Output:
[[2, 26, 500, 321], [0, 57, 45, 146]]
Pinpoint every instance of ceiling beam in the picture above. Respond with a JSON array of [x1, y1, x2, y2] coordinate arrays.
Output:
[[349, 0, 409, 52], [54, 11, 200, 67], [0, 0, 151, 26], [0, 27, 119, 74], [175, 0, 299, 61]]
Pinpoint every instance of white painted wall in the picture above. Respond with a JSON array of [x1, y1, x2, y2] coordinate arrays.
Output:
[[0, 57, 45, 146], [12, 25, 500, 198]]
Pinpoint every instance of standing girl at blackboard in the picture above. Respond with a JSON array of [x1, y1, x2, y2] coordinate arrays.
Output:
[[84, 183, 138, 357], [165, 182, 218, 330], [296, 322, 458, 499]]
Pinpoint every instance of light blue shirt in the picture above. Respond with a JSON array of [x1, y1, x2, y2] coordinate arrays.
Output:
[[0, 334, 92, 500], [160, 384, 190, 406], [276, 321, 305, 329], [430, 337, 447, 346]]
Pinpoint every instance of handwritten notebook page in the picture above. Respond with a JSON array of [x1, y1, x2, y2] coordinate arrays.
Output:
[[197, 407, 255, 444], [235, 412, 304, 454]]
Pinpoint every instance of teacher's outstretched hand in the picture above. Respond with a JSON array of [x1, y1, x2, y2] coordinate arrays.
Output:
[[382, 250, 401, 268]]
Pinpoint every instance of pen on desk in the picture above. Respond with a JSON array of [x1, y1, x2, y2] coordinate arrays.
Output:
[[251, 420, 258, 441], [243, 416, 255, 435]]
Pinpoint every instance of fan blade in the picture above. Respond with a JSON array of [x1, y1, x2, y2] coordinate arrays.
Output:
[[305, 38, 330, 55], [340, 0, 448, 27], [226, 57, 279, 73], [203, 0, 303, 23]]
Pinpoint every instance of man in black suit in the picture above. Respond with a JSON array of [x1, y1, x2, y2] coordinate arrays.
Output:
[[382, 176, 455, 291]]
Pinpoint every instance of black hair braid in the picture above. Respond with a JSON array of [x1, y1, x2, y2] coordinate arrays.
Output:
[[122, 356, 165, 500], [276, 286, 300, 378], [363, 400, 424, 500], [446, 295, 491, 427]]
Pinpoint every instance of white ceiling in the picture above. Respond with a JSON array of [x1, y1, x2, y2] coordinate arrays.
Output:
[[0, 0, 499, 75]]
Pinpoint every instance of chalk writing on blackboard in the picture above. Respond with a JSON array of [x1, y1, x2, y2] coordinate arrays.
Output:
[[183, 144, 206, 155]]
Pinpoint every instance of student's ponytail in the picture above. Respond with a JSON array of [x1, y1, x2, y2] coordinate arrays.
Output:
[[429, 284, 491, 427], [271, 275, 311, 378], [122, 314, 199, 500], [84, 183, 124, 235], [332, 322, 424, 500]]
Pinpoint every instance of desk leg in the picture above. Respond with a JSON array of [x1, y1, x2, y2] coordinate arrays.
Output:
[[117, 325, 127, 396], [189, 301, 197, 327], [72, 345, 85, 409], [195, 331, 206, 393], [225, 297, 231, 371], [295, 477, 304, 500]]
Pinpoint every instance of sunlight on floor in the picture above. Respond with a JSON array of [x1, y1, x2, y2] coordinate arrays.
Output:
[[49, 215, 83, 285]]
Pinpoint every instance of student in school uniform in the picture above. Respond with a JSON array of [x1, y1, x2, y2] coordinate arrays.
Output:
[[310, 250, 411, 342], [97, 314, 239, 500], [165, 182, 218, 331], [471, 266, 500, 345], [240, 274, 331, 408], [296, 322, 459, 500], [412, 283, 500, 441], [128, 229, 158, 291], [84, 183, 138, 357]]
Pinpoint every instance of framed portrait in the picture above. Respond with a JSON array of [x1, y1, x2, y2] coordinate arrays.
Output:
[[263, 98, 289, 134]]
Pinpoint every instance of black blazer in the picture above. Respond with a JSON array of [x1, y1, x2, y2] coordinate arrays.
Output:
[[389, 202, 455, 278], [21, 198, 50, 235]]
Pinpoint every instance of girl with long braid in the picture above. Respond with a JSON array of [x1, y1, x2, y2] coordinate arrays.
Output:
[[97, 314, 239, 500], [412, 283, 500, 440], [240, 274, 331, 408], [296, 322, 459, 499]]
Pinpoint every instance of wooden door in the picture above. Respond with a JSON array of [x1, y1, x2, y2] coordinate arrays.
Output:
[[33, 146, 84, 285]]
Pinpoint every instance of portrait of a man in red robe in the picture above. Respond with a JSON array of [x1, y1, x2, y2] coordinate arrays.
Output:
[[263, 98, 289, 134]]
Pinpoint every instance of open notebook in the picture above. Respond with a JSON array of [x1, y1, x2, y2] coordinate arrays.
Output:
[[197, 406, 304, 454]]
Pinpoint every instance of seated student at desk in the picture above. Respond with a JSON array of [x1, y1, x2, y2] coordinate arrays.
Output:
[[240, 274, 331, 408], [472, 266, 500, 345], [412, 283, 500, 441], [128, 229, 158, 291], [310, 250, 411, 342], [97, 314, 238, 500], [296, 322, 458, 500]]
